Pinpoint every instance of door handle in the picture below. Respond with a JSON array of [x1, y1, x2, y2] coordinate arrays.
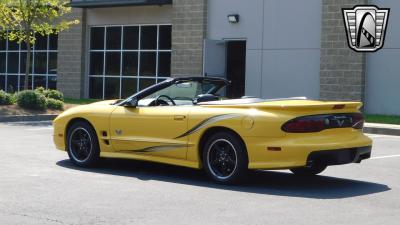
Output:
[[174, 115, 186, 121]]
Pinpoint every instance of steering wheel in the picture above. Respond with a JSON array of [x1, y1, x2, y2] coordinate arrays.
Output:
[[154, 95, 176, 106]]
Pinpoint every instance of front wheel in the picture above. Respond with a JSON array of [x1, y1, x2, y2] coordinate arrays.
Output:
[[66, 121, 100, 167], [202, 132, 248, 184], [290, 164, 327, 176]]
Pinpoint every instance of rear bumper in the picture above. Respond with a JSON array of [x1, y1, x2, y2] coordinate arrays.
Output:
[[245, 129, 373, 169], [306, 146, 371, 166]]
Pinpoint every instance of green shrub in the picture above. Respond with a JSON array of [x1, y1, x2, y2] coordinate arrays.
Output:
[[16, 90, 46, 110], [35, 87, 46, 94], [46, 98, 64, 110], [44, 89, 64, 101], [8, 93, 16, 104], [0, 90, 14, 105]]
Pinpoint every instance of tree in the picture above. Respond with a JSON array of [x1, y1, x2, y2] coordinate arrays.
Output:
[[0, 0, 79, 90]]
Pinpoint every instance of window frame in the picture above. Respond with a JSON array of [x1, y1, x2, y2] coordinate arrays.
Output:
[[0, 32, 58, 92], [88, 24, 172, 99]]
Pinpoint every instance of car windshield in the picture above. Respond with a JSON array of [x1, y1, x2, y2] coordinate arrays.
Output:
[[138, 80, 223, 106]]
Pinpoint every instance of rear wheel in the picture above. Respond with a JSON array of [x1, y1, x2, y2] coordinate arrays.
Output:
[[202, 132, 248, 184], [66, 121, 100, 167], [290, 164, 327, 176]]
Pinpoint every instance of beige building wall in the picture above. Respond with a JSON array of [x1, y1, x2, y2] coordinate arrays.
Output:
[[57, 8, 87, 99], [320, 0, 367, 101], [86, 5, 173, 26], [58, 2, 209, 98], [171, 0, 208, 77]]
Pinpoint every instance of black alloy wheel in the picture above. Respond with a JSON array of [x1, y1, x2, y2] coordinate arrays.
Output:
[[203, 132, 248, 184], [67, 121, 100, 167]]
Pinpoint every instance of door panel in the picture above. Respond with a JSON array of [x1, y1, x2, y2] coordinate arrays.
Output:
[[110, 106, 191, 159], [203, 39, 226, 78]]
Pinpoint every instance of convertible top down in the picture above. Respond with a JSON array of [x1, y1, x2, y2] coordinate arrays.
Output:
[[53, 77, 372, 183]]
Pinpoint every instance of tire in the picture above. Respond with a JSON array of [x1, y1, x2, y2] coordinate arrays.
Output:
[[290, 164, 327, 176], [202, 132, 248, 184], [66, 121, 100, 167]]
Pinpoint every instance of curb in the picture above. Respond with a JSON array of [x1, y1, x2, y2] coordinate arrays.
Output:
[[364, 123, 400, 136], [0, 114, 58, 123]]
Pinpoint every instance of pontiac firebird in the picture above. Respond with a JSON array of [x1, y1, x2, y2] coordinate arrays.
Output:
[[53, 77, 372, 183]]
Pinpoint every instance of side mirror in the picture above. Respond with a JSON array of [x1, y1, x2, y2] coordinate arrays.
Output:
[[125, 98, 138, 107]]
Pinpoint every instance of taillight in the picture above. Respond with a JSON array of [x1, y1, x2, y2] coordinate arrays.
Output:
[[282, 116, 326, 133], [282, 113, 364, 133]]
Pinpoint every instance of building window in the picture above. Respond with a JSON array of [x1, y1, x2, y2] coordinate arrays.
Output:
[[0, 33, 58, 92], [89, 25, 172, 99]]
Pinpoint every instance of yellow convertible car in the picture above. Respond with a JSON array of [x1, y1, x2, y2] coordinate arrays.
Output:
[[53, 77, 372, 183]]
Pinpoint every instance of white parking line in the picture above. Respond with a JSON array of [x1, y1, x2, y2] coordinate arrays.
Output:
[[371, 154, 400, 160], [367, 134, 400, 138], [26, 127, 53, 131]]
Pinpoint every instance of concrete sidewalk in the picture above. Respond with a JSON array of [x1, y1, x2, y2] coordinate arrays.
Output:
[[0, 114, 57, 123], [364, 123, 400, 136]]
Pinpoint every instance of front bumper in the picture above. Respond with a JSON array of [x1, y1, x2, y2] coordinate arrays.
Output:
[[53, 120, 66, 151], [306, 146, 371, 166]]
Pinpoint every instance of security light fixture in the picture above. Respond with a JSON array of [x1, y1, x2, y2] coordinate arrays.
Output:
[[228, 14, 240, 23]]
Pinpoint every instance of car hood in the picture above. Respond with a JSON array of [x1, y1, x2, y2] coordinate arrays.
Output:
[[54, 99, 118, 122], [90, 99, 120, 105]]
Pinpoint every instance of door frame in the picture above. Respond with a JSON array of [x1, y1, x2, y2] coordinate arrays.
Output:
[[202, 38, 247, 77], [224, 39, 247, 98]]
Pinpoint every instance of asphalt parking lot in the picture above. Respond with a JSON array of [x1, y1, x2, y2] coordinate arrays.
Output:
[[0, 121, 399, 225]]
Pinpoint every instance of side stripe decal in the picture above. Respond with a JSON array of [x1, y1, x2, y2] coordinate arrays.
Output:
[[175, 114, 242, 139], [117, 144, 192, 153]]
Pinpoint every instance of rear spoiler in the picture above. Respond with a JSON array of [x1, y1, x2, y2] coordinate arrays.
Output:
[[257, 101, 363, 111]]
